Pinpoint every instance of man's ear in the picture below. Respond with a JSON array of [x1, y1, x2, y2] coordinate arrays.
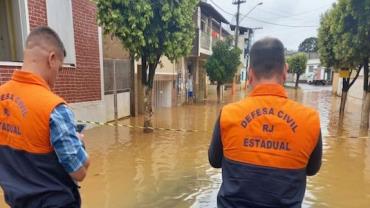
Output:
[[48, 52, 57, 68], [285, 63, 289, 74], [248, 68, 254, 85], [282, 63, 289, 83]]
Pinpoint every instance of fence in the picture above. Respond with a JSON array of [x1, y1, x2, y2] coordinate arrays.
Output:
[[103, 59, 131, 120], [103, 59, 130, 95]]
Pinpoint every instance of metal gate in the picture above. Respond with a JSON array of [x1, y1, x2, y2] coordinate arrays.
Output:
[[103, 59, 131, 119]]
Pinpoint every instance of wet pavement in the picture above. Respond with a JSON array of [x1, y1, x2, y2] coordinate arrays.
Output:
[[1, 84, 370, 207]]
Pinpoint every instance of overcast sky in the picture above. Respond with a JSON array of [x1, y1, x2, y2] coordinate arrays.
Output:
[[209, 0, 337, 50]]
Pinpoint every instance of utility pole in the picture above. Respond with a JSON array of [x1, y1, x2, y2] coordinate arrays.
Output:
[[232, 0, 246, 95], [233, 0, 246, 48]]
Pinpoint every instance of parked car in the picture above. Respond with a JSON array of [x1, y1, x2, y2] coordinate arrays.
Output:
[[306, 72, 326, 85], [224, 83, 232, 90]]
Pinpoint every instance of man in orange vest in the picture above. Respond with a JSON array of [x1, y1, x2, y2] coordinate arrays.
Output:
[[209, 37, 322, 208], [0, 27, 90, 207]]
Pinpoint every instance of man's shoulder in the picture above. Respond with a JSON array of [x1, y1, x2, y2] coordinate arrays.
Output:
[[39, 88, 66, 105], [0, 80, 13, 91], [286, 98, 319, 116], [34, 88, 66, 116], [223, 98, 254, 111], [285, 99, 320, 132]]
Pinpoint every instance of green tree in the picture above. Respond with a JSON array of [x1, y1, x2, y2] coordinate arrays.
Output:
[[96, 0, 199, 133], [287, 53, 307, 89], [298, 37, 318, 53], [205, 39, 241, 103], [318, 0, 367, 121], [348, 0, 370, 130], [318, 10, 337, 69]]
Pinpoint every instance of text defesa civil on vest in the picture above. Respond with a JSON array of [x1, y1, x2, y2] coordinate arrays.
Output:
[[241, 107, 298, 133]]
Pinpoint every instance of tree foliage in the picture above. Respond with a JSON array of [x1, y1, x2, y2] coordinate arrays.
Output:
[[298, 37, 318, 53], [287, 53, 307, 88], [96, 0, 199, 87], [96, 0, 199, 131], [317, 0, 370, 120], [318, 0, 370, 70], [318, 9, 337, 69], [317, 0, 364, 90], [205, 39, 242, 85], [287, 53, 307, 76]]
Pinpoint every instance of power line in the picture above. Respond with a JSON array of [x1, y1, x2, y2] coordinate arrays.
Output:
[[245, 16, 318, 28], [256, 4, 332, 21], [258, 8, 305, 19], [208, 1, 319, 28], [240, 2, 263, 22], [208, 0, 235, 16], [263, 3, 333, 18]]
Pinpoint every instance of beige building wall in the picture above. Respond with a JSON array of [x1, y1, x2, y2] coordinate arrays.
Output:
[[333, 70, 364, 100], [102, 33, 131, 119], [349, 76, 364, 99], [332, 72, 339, 95], [103, 35, 130, 59], [156, 56, 176, 74]]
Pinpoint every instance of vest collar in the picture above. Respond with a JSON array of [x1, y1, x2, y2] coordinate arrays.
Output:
[[12, 70, 51, 91], [249, 83, 288, 98]]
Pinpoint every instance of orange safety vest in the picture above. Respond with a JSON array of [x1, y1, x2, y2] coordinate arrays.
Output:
[[0, 71, 80, 207], [218, 83, 320, 207], [0, 70, 64, 153]]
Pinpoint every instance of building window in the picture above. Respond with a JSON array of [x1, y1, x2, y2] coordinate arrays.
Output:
[[103, 59, 130, 95], [0, 0, 28, 62], [201, 16, 208, 33], [46, 0, 76, 65], [309, 65, 314, 73], [201, 21, 205, 32]]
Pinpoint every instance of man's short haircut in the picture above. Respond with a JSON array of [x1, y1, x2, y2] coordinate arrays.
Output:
[[249, 37, 285, 79], [26, 26, 66, 58]]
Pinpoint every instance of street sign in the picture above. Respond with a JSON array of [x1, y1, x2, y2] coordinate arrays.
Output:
[[339, 69, 350, 78]]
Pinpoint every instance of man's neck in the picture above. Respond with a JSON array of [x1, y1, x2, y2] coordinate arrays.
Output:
[[251, 80, 283, 89], [21, 65, 50, 87]]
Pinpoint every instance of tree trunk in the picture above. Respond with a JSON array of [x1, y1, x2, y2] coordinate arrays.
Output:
[[130, 54, 136, 117], [142, 54, 160, 133], [363, 59, 369, 92], [143, 84, 154, 133], [217, 83, 221, 103], [295, 73, 300, 89], [339, 77, 350, 120], [338, 67, 362, 122], [360, 92, 370, 130], [339, 90, 348, 120], [361, 59, 370, 130]]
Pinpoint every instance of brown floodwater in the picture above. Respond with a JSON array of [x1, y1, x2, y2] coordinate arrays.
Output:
[[1, 84, 370, 207]]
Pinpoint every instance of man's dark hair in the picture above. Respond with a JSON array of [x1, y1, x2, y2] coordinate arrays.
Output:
[[26, 26, 66, 57], [249, 37, 285, 79]]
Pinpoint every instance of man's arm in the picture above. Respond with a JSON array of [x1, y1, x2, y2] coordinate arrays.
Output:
[[50, 104, 90, 182], [208, 115, 223, 168], [306, 131, 322, 176]]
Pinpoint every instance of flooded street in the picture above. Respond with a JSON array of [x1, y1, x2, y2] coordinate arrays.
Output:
[[79, 84, 370, 208], [1, 84, 370, 207]]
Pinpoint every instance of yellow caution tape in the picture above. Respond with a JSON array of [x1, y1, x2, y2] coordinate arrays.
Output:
[[76, 120, 204, 133], [77, 120, 370, 139], [324, 135, 369, 139]]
